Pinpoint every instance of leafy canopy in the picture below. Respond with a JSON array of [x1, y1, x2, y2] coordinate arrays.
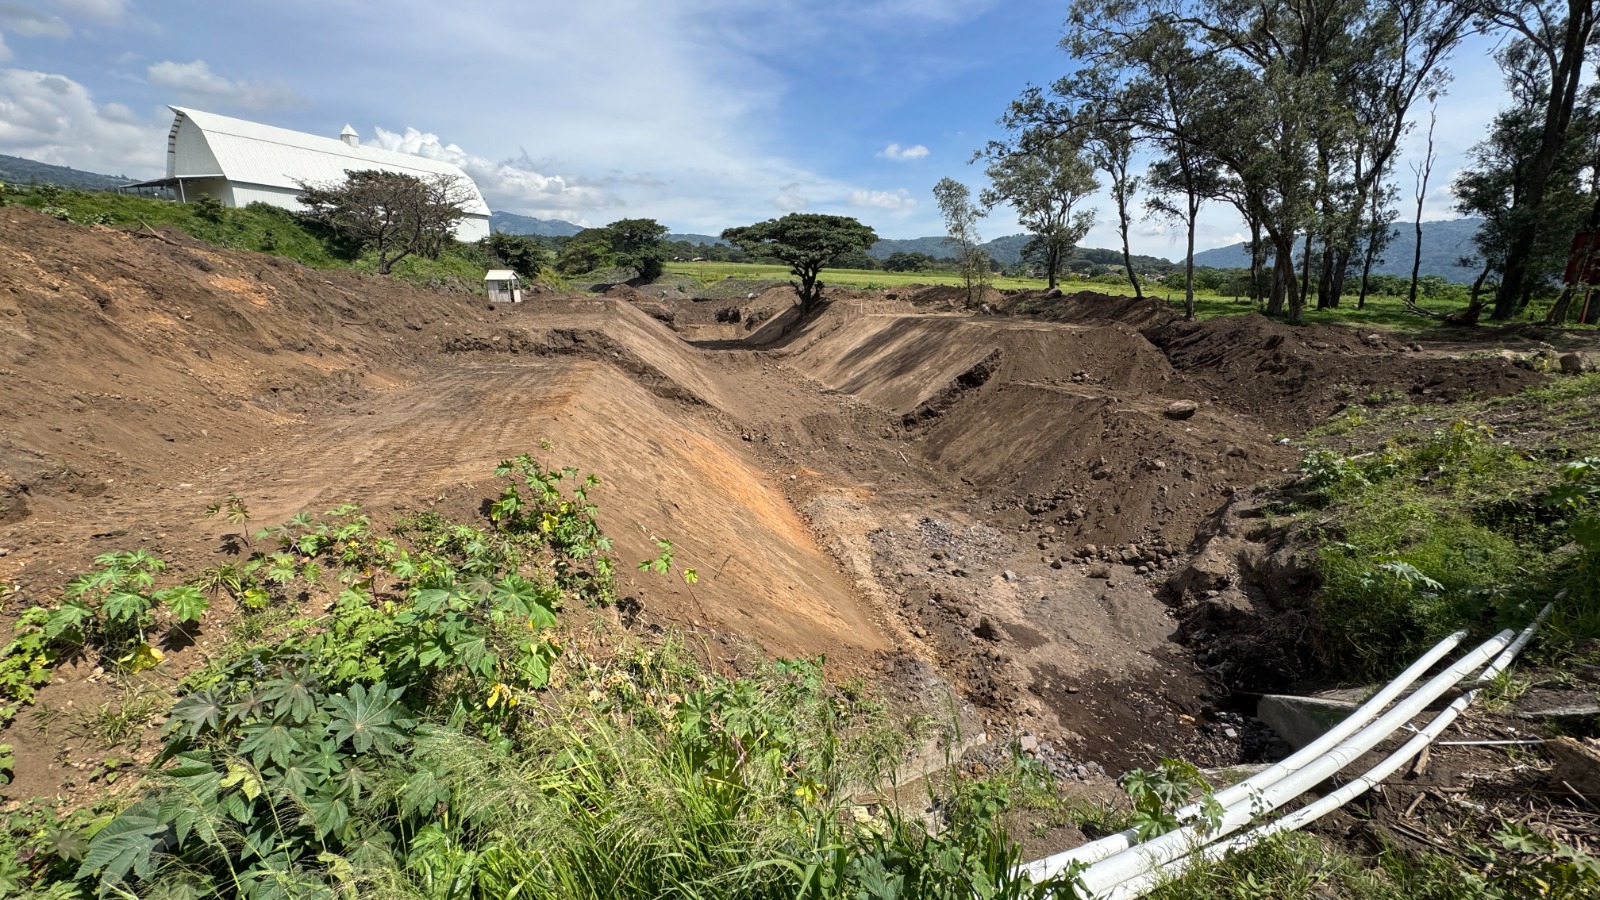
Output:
[[721, 213, 878, 313]]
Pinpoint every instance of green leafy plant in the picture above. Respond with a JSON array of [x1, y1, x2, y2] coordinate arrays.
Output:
[[1473, 824, 1600, 898], [638, 537, 698, 584], [1122, 759, 1223, 840]]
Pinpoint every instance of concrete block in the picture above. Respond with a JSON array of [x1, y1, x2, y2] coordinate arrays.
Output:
[[1257, 694, 1359, 750]]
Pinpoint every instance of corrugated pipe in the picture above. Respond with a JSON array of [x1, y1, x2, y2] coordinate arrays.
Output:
[[1103, 604, 1551, 900], [1018, 628, 1470, 883], [1058, 627, 1517, 897]]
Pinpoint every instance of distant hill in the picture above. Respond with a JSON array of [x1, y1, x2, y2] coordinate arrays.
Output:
[[1191, 219, 1484, 283], [0, 154, 134, 191], [490, 211, 584, 237], [667, 233, 729, 246]]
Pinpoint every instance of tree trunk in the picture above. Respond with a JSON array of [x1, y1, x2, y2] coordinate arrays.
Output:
[[1327, 246, 1351, 308], [1493, 0, 1596, 320], [1047, 243, 1060, 290], [1316, 243, 1336, 309], [1357, 239, 1379, 310], [1457, 260, 1494, 326], [1407, 194, 1426, 312], [1298, 232, 1314, 314], [1273, 234, 1301, 322], [1119, 211, 1142, 299], [1184, 202, 1197, 320], [1248, 219, 1265, 306]]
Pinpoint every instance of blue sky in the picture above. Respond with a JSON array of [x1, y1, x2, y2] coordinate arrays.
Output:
[[0, 0, 1506, 256]]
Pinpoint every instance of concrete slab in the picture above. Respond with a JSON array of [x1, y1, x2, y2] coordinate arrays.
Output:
[[1257, 694, 1360, 750]]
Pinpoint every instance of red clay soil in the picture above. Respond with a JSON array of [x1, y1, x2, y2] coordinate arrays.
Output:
[[0, 208, 1555, 806]]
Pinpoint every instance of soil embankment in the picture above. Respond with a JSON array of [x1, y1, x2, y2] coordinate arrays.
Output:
[[0, 207, 1551, 803]]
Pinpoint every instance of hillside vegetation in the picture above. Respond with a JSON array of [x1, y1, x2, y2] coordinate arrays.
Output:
[[3, 184, 488, 290]]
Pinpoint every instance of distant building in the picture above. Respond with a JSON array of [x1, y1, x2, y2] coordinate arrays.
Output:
[[484, 269, 523, 303], [124, 106, 491, 241]]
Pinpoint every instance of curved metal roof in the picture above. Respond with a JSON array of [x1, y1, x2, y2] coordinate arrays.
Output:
[[167, 106, 491, 216]]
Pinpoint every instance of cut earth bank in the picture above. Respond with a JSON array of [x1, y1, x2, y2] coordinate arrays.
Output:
[[0, 206, 1561, 816]]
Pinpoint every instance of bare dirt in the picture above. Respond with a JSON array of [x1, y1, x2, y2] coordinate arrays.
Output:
[[0, 207, 1558, 816]]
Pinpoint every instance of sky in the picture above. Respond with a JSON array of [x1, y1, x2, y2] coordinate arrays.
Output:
[[0, 0, 1511, 257]]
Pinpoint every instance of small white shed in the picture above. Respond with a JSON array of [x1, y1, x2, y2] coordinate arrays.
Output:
[[485, 269, 523, 303]]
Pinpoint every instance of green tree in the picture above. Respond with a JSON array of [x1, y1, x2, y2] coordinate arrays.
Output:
[[933, 177, 991, 306], [981, 134, 1100, 290], [1083, 115, 1145, 298], [555, 228, 614, 275], [486, 231, 552, 280], [720, 214, 878, 315], [883, 251, 936, 272], [1464, 0, 1599, 319], [296, 170, 474, 275], [602, 217, 670, 280]]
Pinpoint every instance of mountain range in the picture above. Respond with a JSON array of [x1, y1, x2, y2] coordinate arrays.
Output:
[[1191, 219, 1484, 283], [0, 154, 135, 191]]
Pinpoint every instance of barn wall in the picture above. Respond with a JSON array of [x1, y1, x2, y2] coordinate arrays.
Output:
[[456, 214, 491, 242], [170, 118, 222, 179], [227, 183, 305, 212], [211, 182, 489, 242]]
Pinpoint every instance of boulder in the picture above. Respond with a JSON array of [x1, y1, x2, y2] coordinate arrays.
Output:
[[1167, 538, 1239, 595], [1559, 351, 1596, 375], [1163, 400, 1199, 421]]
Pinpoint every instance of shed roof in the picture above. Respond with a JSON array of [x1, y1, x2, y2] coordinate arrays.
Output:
[[484, 269, 519, 281], [168, 107, 491, 216]]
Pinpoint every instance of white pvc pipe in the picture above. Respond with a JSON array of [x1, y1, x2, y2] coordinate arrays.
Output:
[[1066, 628, 1516, 896], [1020, 628, 1470, 882], [1105, 605, 1550, 899]]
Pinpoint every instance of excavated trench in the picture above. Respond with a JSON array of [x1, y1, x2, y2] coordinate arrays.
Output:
[[0, 207, 1550, 801]]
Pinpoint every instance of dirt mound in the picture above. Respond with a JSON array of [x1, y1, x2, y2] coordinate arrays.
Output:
[[1144, 315, 1545, 431], [1007, 290, 1180, 329], [7, 208, 1564, 802], [0, 210, 888, 673], [897, 284, 1008, 309], [775, 303, 1288, 546]]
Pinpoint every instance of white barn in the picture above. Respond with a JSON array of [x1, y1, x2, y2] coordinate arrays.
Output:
[[128, 107, 491, 242]]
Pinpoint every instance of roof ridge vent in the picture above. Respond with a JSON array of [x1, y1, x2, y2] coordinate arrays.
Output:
[[339, 124, 359, 147]]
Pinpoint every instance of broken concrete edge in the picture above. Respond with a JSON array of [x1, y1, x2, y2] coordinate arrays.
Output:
[[1256, 694, 1360, 750]]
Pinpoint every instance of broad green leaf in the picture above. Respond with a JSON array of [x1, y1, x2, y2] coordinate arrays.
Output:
[[158, 585, 210, 623], [75, 800, 165, 885]]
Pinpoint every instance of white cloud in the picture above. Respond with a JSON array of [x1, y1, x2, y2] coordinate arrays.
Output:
[[0, 0, 127, 38], [370, 126, 618, 224], [0, 68, 163, 176], [0, 4, 71, 37], [849, 188, 917, 210], [147, 59, 299, 110], [774, 186, 809, 211], [52, 0, 130, 23], [878, 142, 929, 161]]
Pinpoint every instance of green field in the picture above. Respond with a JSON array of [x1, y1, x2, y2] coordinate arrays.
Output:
[[662, 260, 1508, 332]]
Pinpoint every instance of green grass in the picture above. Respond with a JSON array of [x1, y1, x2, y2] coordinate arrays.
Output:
[[1291, 375, 1600, 678], [664, 261, 1534, 331], [0, 456, 1075, 900], [665, 260, 1046, 291], [7, 184, 490, 292]]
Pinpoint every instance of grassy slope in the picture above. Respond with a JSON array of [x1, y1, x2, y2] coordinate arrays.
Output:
[[664, 261, 1545, 333], [1293, 372, 1600, 676], [6, 186, 487, 291]]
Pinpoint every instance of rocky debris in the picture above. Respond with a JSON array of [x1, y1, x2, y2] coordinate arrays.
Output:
[[1560, 351, 1596, 374], [1163, 399, 1199, 421]]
